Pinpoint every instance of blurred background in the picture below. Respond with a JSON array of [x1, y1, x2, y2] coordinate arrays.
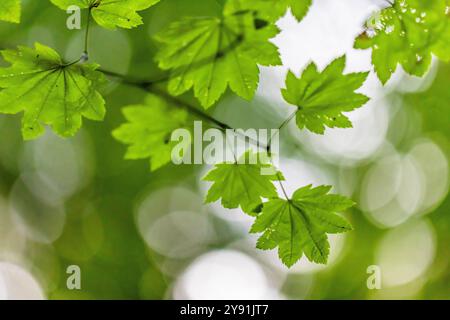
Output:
[[0, 0, 449, 300]]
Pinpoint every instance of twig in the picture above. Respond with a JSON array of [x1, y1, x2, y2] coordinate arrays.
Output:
[[99, 68, 268, 150], [83, 8, 92, 60]]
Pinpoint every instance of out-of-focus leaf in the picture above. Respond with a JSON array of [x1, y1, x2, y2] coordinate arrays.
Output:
[[224, 0, 312, 22], [113, 94, 192, 171], [0, 0, 21, 23], [154, 4, 281, 108], [404, 62, 450, 134], [355, 0, 450, 84]]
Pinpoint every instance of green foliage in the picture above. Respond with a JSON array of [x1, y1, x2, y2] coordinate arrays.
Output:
[[286, 0, 313, 22], [154, 2, 281, 109], [282, 56, 369, 134], [203, 151, 283, 214], [5, 0, 447, 269], [113, 94, 192, 171], [251, 185, 354, 267], [203, 151, 353, 267], [50, 0, 160, 29], [0, 43, 106, 140], [0, 0, 21, 23], [355, 0, 450, 84], [0, 0, 449, 295], [224, 0, 312, 22]]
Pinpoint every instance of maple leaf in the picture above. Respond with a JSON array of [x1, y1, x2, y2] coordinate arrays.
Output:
[[112, 94, 192, 171], [203, 151, 284, 215], [0, 0, 21, 23], [224, 0, 313, 22], [354, 0, 450, 84], [281, 56, 369, 134], [50, 0, 160, 29], [251, 185, 354, 267], [0, 43, 106, 140], [154, 4, 281, 109]]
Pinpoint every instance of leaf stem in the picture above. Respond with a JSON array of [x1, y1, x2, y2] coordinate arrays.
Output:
[[267, 110, 297, 153], [278, 177, 290, 200], [266, 110, 298, 201], [83, 8, 92, 60], [62, 58, 82, 67]]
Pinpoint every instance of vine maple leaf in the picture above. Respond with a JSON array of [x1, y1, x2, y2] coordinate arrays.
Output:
[[281, 56, 369, 134], [251, 185, 354, 267], [0, 0, 20, 23], [225, 0, 313, 22], [354, 0, 450, 84], [0, 43, 106, 140], [113, 94, 192, 171], [203, 151, 284, 215], [154, 4, 281, 109], [50, 0, 160, 29]]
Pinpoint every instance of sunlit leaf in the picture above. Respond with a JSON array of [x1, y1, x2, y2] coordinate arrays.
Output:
[[203, 151, 283, 214], [281, 56, 369, 134], [251, 185, 354, 267], [0, 43, 106, 140]]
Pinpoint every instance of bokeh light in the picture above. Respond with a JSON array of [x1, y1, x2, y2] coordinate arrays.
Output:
[[0, 262, 45, 300], [376, 220, 436, 288], [173, 250, 273, 300]]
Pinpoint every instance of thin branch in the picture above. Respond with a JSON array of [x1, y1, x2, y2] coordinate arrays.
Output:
[[99, 68, 268, 150]]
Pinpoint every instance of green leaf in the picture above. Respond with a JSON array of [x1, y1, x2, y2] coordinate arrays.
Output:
[[50, 0, 160, 29], [154, 6, 281, 109], [0, 43, 106, 140], [289, 0, 313, 22], [354, 0, 450, 84], [203, 151, 283, 214], [113, 94, 192, 171], [281, 56, 369, 134], [0, 0, 21, 23], [224, 0, 312, 22], [251, 185, 354, 267]]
